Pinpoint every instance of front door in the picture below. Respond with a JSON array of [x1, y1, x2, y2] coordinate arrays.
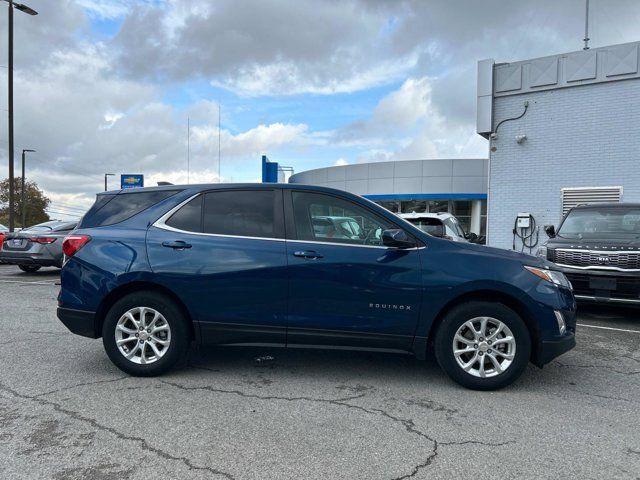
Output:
[[147, 188, 288, 345], [285, 190, 422, 350]]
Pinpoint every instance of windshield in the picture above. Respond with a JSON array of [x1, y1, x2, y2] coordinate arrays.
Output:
[[558, 207, 640, 238], [443, 218, 465, 238], [406, 218, 444, 236]]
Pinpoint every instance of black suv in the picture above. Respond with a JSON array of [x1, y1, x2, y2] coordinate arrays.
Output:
[[540, 203, 640, 305]]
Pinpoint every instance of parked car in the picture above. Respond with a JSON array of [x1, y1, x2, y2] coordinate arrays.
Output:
[[0, 223, 8, 252], [1, 220, 78, 272], [539, 202, 640, 305], [57, 184, 575, 390], [399, 212, 482, 243]]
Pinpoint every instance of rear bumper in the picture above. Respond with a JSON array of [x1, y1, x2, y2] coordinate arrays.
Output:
[[57, 307, 99, 338], [1, 252, 60, 267], [536, 333, 576, 366]]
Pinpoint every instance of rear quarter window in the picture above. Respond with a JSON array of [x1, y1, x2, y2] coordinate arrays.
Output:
[[80, 190, 180, 228]]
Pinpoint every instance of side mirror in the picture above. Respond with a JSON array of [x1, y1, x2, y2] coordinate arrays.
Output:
[[544, 225, 556, 238], [382, 229, 415, 249], [464, 232, 478, 242]]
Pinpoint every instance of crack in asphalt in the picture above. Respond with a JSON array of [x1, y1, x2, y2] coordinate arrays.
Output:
[[160, 377, 514, 480], [33, 376, 130, 399], [554, 360, 640, 376], [0, 382, 235, 480]]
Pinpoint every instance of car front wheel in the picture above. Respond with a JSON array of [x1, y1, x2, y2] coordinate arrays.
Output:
[[434, 301, 531, 390], [102, 291, 190, 376]]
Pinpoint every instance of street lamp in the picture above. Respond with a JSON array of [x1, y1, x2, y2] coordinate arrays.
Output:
[[21, 148, 34, 228], [5, 0, 38, 232], [104, 173, 115, 192]]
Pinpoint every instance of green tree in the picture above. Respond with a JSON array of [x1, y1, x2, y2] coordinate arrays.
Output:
[[0, 177, 50, 228]]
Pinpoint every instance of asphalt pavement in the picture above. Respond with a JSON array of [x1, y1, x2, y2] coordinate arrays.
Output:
[[0, 264, 638, 479]]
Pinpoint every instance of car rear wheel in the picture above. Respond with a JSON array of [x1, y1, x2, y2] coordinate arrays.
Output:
[[18, 265, 41, 273], [434, 301, 531, 390], [102, 291, 190, 376]]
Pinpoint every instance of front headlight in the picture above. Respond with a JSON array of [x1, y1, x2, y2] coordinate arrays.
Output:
[[524, 266, 572, 290], [536, 246, 547, 258]]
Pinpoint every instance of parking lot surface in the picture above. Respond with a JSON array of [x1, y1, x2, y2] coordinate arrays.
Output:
[[0, 264, 639, 479]]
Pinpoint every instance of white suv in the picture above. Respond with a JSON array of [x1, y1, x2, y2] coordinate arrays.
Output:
[[398, 212, 475, 242]]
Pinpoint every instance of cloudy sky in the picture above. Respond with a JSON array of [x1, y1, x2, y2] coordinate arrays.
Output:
[[2, 0, 640, 219]]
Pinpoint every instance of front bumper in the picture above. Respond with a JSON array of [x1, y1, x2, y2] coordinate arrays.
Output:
[[536, 333, 576, 366], [558, 265, 640, 305], [57, 307, 99, 338]]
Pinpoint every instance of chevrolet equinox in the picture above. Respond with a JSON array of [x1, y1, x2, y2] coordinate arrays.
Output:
[[57, 184, 576, 390]]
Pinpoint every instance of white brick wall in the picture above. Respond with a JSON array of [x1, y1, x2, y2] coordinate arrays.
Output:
[[488, 79, 640, 250]]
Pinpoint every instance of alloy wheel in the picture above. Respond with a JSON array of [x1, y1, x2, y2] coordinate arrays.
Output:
[[115, 306, 171, 365], [452, 316, 516, 378]]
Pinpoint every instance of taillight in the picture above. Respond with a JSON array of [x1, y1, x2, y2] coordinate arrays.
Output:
[[30, 236, 57, 244], [62, 235, 91, 257]]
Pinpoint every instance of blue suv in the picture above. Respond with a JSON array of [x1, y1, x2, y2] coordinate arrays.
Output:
[[57, 184, 576, 390]]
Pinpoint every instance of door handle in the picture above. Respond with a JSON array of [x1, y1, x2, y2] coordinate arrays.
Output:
[[293, 250, 323, 259], [162, 240, 192, 250]]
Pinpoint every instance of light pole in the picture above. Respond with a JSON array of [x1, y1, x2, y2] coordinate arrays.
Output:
[[5, 0, 38, 232], [20, 148, 34, 228], [104, 173, 115, 192]]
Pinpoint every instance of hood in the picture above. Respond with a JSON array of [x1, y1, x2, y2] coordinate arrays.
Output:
[[546, 235, 640, 251], [452, 240, 553, 268]]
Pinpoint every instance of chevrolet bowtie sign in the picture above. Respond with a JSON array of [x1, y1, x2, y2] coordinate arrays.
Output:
[[121, 174, 144, 189]]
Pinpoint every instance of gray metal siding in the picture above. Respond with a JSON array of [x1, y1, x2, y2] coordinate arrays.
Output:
[[289, 159, 488, 197]]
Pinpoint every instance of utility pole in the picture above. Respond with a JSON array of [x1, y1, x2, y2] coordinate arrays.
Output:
[[5, 0, 38, 232], [187, 117, 190, 184], [8, 1, 13, 231], [218, 104, 221, 182], [21, 148, 34, 228], [583, 0, 590, 50]]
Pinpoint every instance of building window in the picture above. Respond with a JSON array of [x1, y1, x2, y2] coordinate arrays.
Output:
[[452, 200, 472, 233], [376, 201, 400, 213], [429, 200, 449, 214], [400, 200, 428, 213]]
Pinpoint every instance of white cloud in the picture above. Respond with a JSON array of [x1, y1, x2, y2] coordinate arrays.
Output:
[[334, 158, 349, 167], [336, 77, 433, 143]]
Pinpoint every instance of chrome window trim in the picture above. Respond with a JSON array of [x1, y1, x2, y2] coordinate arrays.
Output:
[[287, 239, 425, 251], [153, 193, 424, 250], [556, 263, 640, 272]]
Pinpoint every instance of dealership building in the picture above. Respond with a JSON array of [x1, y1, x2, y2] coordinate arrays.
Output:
[[478, 40, 640, 250], [285, 158, 488, 235]]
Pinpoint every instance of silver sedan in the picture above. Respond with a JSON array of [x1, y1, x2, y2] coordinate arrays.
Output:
[[0, 220, 77, 272]]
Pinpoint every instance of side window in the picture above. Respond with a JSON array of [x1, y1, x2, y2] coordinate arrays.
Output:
[[292, 191, 393, 246], [203, 190, 277, 238], [80, 190, 180, 227], [166, 196, 203, 232]]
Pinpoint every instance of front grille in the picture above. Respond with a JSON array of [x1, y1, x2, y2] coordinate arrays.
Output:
[[565, 273, 640, 300], [553, 249, 640, 270]]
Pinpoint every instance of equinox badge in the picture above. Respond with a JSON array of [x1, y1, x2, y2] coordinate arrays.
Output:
[[369, 303, 412, 310]]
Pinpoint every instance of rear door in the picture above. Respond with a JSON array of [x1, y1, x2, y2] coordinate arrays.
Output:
[[284, 190, 422, 350], [147, 188, 288, 345]]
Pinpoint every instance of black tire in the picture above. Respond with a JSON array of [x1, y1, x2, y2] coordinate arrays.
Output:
[[19, 265, 41, 273], [434, 301, 531, 390], [102, 291, 190, 376]]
